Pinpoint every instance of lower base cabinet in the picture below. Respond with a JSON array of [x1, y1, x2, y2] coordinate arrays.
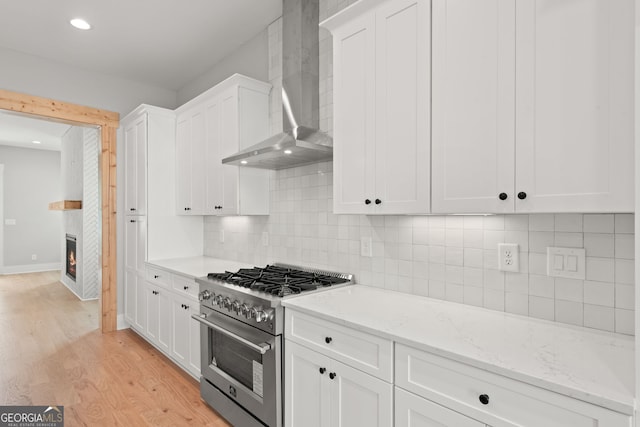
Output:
[[171, 295, 201, 378], [145, 282, 171, 354], [285, 341, 393, 427], [396, 387, 484, 427]]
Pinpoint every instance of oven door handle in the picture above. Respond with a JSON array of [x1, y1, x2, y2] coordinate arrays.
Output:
[[191, 313, 272, 355]]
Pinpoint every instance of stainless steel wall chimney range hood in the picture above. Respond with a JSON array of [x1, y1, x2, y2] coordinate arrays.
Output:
[[222, 0, 332, 170]]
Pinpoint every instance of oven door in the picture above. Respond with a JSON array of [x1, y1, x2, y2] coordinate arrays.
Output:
[[192, 306, 281, 427]]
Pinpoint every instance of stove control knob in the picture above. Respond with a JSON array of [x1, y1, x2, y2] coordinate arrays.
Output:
[[199, 290, 212, 301], [224, 298, 233, 311], [231, 300, 241, 314], [247, 307, 259, 320], [215, 295, 225, 307], [256, 309, 274, 323]]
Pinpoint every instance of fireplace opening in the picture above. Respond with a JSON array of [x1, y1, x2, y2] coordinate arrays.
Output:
[[66, 234, 77, 281]]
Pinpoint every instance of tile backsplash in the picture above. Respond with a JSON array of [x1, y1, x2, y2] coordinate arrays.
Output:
[[204, 162, 635, 336], [204, 0, 634, 336]]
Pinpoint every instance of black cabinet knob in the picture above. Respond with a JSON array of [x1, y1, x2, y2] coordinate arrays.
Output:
[[154, 275, 159, 279], [325, 337, 332, 344], [375, 199, 382, 205], [184, 305, 189, 310], [319, 367, 326, 374], [329, 372, 336, 380], [130, 219, 136, 223], [479, 394, 490, 405], [517, 192, 527, 200], [130, 208, 136, 211], [184, 286, 189, 290], [498, 193, 508, 201], [365, 199, 371, 205]]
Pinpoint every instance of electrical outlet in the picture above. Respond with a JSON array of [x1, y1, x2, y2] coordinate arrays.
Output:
[[219, 230, 225, 243], [360, 237, 372, 257], [31, 254, 37, 261], [262, 231, 269, 247], [498, 243, 519, 272]]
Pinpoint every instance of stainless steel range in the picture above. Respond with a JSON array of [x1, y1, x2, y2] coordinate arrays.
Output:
[[192, 264, 353, 427]]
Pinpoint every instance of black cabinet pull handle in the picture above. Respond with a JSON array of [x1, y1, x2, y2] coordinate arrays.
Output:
[[375, 199, 381, 205], [319, 367, 326, 374], [365, 199, 371, 205], [181, 304, 184, 308], [517, 192, 527, 200], [325, 337, 332, 344], [479, 394, 490, 405], [184, 286, 189, 290], [130, 208, 136, 211], [185, 305, 189, 310], [130, 219, 136, 223], [329, 372, 336, 380], [154, 275, 159, 279], [498, 193, 508, 201]]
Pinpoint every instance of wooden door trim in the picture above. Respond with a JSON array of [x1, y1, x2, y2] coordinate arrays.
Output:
[[0, 89, 119, 333]]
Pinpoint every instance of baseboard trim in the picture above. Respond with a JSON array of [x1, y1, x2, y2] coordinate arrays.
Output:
[[0, 263, 61, 275], [117, 314, 129, 330]]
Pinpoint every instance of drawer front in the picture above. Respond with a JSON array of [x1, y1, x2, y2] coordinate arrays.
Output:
[[395, 344, 630, 427], [172, 274, 198, 299], [146, 266, 171, 288], [285, 309, 393, 382], [395, 387, 484, 427]]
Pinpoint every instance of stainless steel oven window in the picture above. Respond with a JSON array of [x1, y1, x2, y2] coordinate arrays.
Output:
[[209, 328, 264, 396]]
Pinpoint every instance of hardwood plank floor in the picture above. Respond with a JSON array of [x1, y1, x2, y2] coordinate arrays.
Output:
[[0, 271, 231, 426]]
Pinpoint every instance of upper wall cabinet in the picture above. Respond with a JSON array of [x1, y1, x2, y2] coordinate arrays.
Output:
[[322, 0, 431, 215], [124, 112, 148, 216], [431, 0, 634, 213], [175, 74, 271, 216]]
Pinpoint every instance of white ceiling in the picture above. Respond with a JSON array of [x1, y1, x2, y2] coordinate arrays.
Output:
[[0, 0, 282, 91], [0, 111, 71, 151]]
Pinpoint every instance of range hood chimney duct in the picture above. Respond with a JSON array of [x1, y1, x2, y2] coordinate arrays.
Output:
[[222, 0, 333, 170]]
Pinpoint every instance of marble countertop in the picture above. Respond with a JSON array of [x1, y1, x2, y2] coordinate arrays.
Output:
[[147, 256, 255, 279], [282, 285, 635, 415]]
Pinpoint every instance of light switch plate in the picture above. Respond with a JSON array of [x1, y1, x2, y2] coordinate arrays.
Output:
[[498, 243, 519, 272], [360, 237, 372, 257], [547, 247, 585, 279]]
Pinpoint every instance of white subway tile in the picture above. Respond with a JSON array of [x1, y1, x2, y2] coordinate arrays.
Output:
[[463, 229, 484, 249], [445, 216, 464, 229], [484, 230, 505, 250], [585, 257, 615, 282], [427, 216, 444, 228], [555, 214, 583, 232], [397, 276, 413, 294], [505, 293, 529, 316], [463, 267, 484, 287], [484, 249, 499, 270], [398, 227, 413, 244], [398, 244, 413, 261], [614, 234, 634, 260], [483, 215, 505, 230], [614, 214, 634, 234], [464, 286, 484, 307], [615, 284, 635, 310], [583, 281, 615, 307], [411, 278, 429, 297], [583, 304, 615, 332], [528, 253, 548, 275], [463, 248, 484, 268], [555, 278, 584, 303], [529, 296, 554, 321], [445, 247, 464, 266], [554, 232, 583, 248], [505, 272, 528, 294], [446, 265, 464, 285], [615, 309, 635, 335], [428, 263, 444, 281], [397, 260, 413, 277], [505, 215, 529, 231], [583, 233, 614, 258], [484, 269, 505, 291], [615, 259, 634, 285], [529, 214, 554, 232], [446, 229, 464, 247], [529, 275, 554, 298], [583, 214, 615, 233], [427, 280, 445, 299], [529, 232, 555, 254], [412, 245, 429, 262], [555, 300, 583, 327], [428, 228, 444, 246], [445, 283, 464, 303], [505, 231, 529, 252], [429, 246, 445, 264], [463, 216, 484, 229], [484, 289, 505, 311]]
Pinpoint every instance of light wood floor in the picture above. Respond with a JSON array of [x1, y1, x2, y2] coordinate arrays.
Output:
[[0, 271, 230, 426]]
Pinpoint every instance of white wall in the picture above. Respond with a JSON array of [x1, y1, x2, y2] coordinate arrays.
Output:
[[176, 28, 271, 106], [0, 145, 61, 271], [0, 47, 177, 117]]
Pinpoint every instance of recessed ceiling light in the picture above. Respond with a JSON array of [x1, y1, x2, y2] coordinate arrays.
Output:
[[284, 150, 292, 154], [32, 140, 41, 144], [70, 18, 91, 30], [240, 160, 248, 165]]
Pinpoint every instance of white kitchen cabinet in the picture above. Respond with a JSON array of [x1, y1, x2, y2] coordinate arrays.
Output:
[[175, 74, 271, 216], [124, 269, 137, 326], [175, 106, 205, 215], [171, 294, 200, 378], [431, 0, 634, 213], [145, 282, 171, 354], [285, 340, 393, 427], [124, 113, 147, 216], [396, 387, 484, 427], [322, 0, 430, 214]]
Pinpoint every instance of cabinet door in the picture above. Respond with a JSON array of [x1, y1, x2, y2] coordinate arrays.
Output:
[[134, 275, 147, 332], [219, 88, 240, 215], [332, 13, 376, 214], [125, 217, 146, 273], [124, 269, 136, 326], [189, 109, 206, 215], [285, 341, 330, 427], [188, 303, 201, 377], [396, 388, 484, 427], [330, 358, 393, 427], [156, 288, 171, 354], [124, 114, 147, 215], [204, 99, 222, 215], [515, 0, 634, 212], [171, 295, 191, 366], [431, 0, 516, 214], [175, 114, 192, 214], [374, 0, 430, 214], [145, 283, 159, 342]]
